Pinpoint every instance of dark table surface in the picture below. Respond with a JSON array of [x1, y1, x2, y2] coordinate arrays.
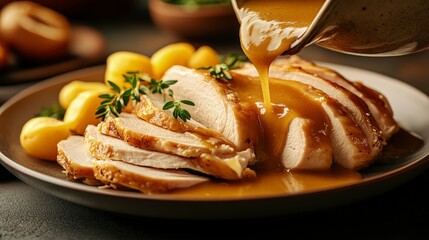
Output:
[[1, 3, 429, 239]]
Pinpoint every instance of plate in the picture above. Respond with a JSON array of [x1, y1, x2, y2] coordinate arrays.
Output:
[[1, 63, 429, 220]]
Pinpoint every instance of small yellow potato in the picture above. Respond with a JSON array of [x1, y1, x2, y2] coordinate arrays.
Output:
[[59, 81, 109, 109], [20, 117, 71, 161], [151, 42, 195, 79], [63, 90, 104, 135], [188, 45, 220, 69], [105, 51, 153, 89]]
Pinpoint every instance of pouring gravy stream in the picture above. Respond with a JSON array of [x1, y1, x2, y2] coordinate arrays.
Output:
[[237, 0, 325, 108], [234, 0, 327, 166]]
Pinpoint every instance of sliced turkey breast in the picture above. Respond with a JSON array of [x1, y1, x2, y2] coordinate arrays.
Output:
[[97, 113, 256, 179], [230, 70, 373, 170], [57, 134, 209, 193], [152, 65, 260, 151], [232, 63, 385, 162], [283, 89, 373, 170], [273, 56, 398, 139], [133, 95, 231, 144], [351, 81, 398, 138], [91, 159, 209, 193], [98, 113, 238, 157], [321, 102, 373, 169], [56, 135, 101, 186], [282, 117, 333, 170], [289, 80, 374, 170], [134, 95, 205, 133], [84, 124, 207, 174], [98, 113, 220, 157]]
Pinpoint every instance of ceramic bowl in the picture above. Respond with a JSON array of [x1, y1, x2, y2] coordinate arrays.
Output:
[[148, 0, 239, 39]]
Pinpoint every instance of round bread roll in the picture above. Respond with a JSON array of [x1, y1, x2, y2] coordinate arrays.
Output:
[[0, 1, 71, 61]]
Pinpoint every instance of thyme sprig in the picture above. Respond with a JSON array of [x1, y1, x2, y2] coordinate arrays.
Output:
[[198, 53, 248, 81], [163, 100, 195, 122], [96, 72, 194, 122]]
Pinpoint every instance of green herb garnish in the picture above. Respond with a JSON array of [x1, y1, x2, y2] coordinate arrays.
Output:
[[96, 72, 194, 122], [199, 53, 248, 81], [162, 100, 195, 122], [35, 104, 65, 120]]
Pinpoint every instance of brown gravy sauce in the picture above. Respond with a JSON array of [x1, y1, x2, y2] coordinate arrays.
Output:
[[238, 0, 325, 108], [229, 73, 331, 169], [171, 128, 423, 199], [168, 0, 425, 198], [234, 0, 329, 168]]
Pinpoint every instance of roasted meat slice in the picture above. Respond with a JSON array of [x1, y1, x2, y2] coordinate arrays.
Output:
[[321, 102, 373, 169], [57, 135, 101, 185], [98, 113, 235, 157], [274, 56, 398, 139], [57, 134, 209, 193], [134, 95, 206, 133], [97, 113, 256, 179], [286, 81, 374, 170], [133, 95, 228, 143], [145, 65, 260, 151], [84, 124, 208, 174], [91, 159, 209, 193], [232, 63, 385, 162], [282, 117, 333, 170]]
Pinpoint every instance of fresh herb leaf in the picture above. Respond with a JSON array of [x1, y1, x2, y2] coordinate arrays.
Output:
[[221, 53, 248, 69], [97, 72, 195, 122], [180, 100, 195, 106], [162, 99, 194, 122], [36, 104, 65, 120], [162, 101, 175, 110], [198, 53, 248, 81]]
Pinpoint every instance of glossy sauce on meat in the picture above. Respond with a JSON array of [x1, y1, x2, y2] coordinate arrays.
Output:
[[228, 73, 331, 169], [172, 128, 423, 198], [236, 0, 327, 167], [237, 0, 325, 108]]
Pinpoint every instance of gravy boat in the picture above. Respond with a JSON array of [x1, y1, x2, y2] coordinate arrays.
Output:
[[232, 0, 429, 56]]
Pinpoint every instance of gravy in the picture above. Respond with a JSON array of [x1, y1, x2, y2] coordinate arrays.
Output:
[[172, 128, 423, 199], [235, 0, 328, 167], [237, 0, 325, 108], [228, 72, 331, 169]]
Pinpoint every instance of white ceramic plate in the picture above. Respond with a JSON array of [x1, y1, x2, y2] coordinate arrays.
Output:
[[1, 64, 428, 220]]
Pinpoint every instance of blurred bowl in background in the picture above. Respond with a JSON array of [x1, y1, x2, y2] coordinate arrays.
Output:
[[148, 0, 239, 40]]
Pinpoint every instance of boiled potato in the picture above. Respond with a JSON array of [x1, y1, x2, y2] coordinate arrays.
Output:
[[151, 42, 195, 79], [105, 51, 153, 89], [59, 81, 109, 109], [188, 45, 220, 69], [20, 117, 71, 160], [63, 90, 104, 135]]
